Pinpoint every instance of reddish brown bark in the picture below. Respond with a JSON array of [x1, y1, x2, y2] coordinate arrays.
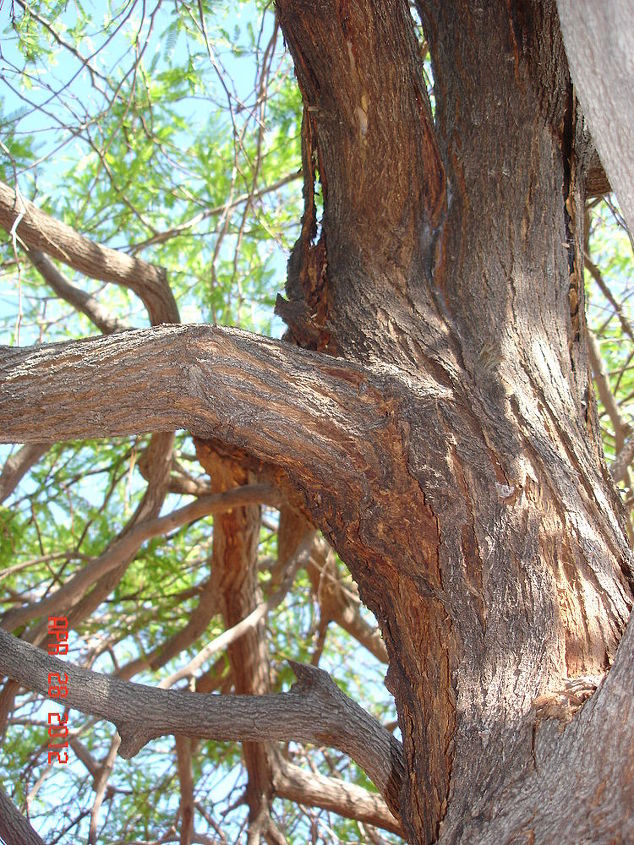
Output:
[[0, 1, 632, 843], [275, 1, 632, 842]]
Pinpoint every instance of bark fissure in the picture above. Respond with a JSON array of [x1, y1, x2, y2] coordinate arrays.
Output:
[[276, 1, 633, 842], [1, 0, 633, 842]]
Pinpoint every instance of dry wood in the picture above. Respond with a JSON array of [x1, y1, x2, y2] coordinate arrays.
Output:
[[0, 630, 405, 819]]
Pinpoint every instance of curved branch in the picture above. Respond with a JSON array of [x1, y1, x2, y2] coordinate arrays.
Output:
[[0, 180, 179, 325], [27, 247, 128, 335], [0, 631, 404, 820], [0, 442, 50, 504], [0, 325, 387, 478]]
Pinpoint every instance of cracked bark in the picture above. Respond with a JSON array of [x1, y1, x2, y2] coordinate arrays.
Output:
[[274, 1, 633, 840], [1, 0, 633, 842]]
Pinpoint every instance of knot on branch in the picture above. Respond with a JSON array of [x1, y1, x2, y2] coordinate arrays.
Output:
[[116, 723, 155, 759]]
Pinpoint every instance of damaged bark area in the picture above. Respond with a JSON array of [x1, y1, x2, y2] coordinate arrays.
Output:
[[275, 0, 632, 842], [0, 0, 632, 842], [193, 442, 280, 835]]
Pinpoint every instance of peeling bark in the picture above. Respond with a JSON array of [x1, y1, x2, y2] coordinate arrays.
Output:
[[0, 0, 632, 842]]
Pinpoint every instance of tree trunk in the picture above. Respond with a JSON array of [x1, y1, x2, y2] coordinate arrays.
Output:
[[275, 0, 632, 842], [0, 1, 632, 843]]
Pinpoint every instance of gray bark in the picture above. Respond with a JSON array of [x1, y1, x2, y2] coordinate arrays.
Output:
[[556, 0, 634, 235]]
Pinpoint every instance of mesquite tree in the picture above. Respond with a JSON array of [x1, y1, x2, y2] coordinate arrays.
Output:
[[0, 1, 633, 844]]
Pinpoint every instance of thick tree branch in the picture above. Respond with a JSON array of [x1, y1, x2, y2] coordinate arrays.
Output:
[[469, 610, 634, 844], [0, 180, 179, 325], [0, 785, 45, 845], [0, 631, 404, 819], [0, 325, 390, 480], [176, 735, 195, 845]]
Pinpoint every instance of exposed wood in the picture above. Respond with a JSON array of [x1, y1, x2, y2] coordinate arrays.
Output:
[[1, 1, 633, 842], [193, 444, 277, 838], [275, 1, 633, 841]]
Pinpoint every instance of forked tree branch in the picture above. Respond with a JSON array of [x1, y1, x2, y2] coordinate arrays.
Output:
[[0, 630, 404, 820], [0, 180, 179, 325]]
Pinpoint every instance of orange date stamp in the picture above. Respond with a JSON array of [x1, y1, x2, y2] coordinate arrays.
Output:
[[47, 616, 69, 764]]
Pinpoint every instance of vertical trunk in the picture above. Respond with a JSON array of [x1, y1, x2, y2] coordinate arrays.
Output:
[[194, 442, 278, 836], [276, 1, 632, 841]]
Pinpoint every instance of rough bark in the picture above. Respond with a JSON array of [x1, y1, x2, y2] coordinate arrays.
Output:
[[556, 0, 634, 235], [273, 758, 403, 836], [275, 1, 633, 841], [0, 0, 632, 842], [0, 630, 404, 818]]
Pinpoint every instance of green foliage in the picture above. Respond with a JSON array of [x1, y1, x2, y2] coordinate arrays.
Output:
[[585, 199, 634, 515], [0, 3, 381, 841]]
